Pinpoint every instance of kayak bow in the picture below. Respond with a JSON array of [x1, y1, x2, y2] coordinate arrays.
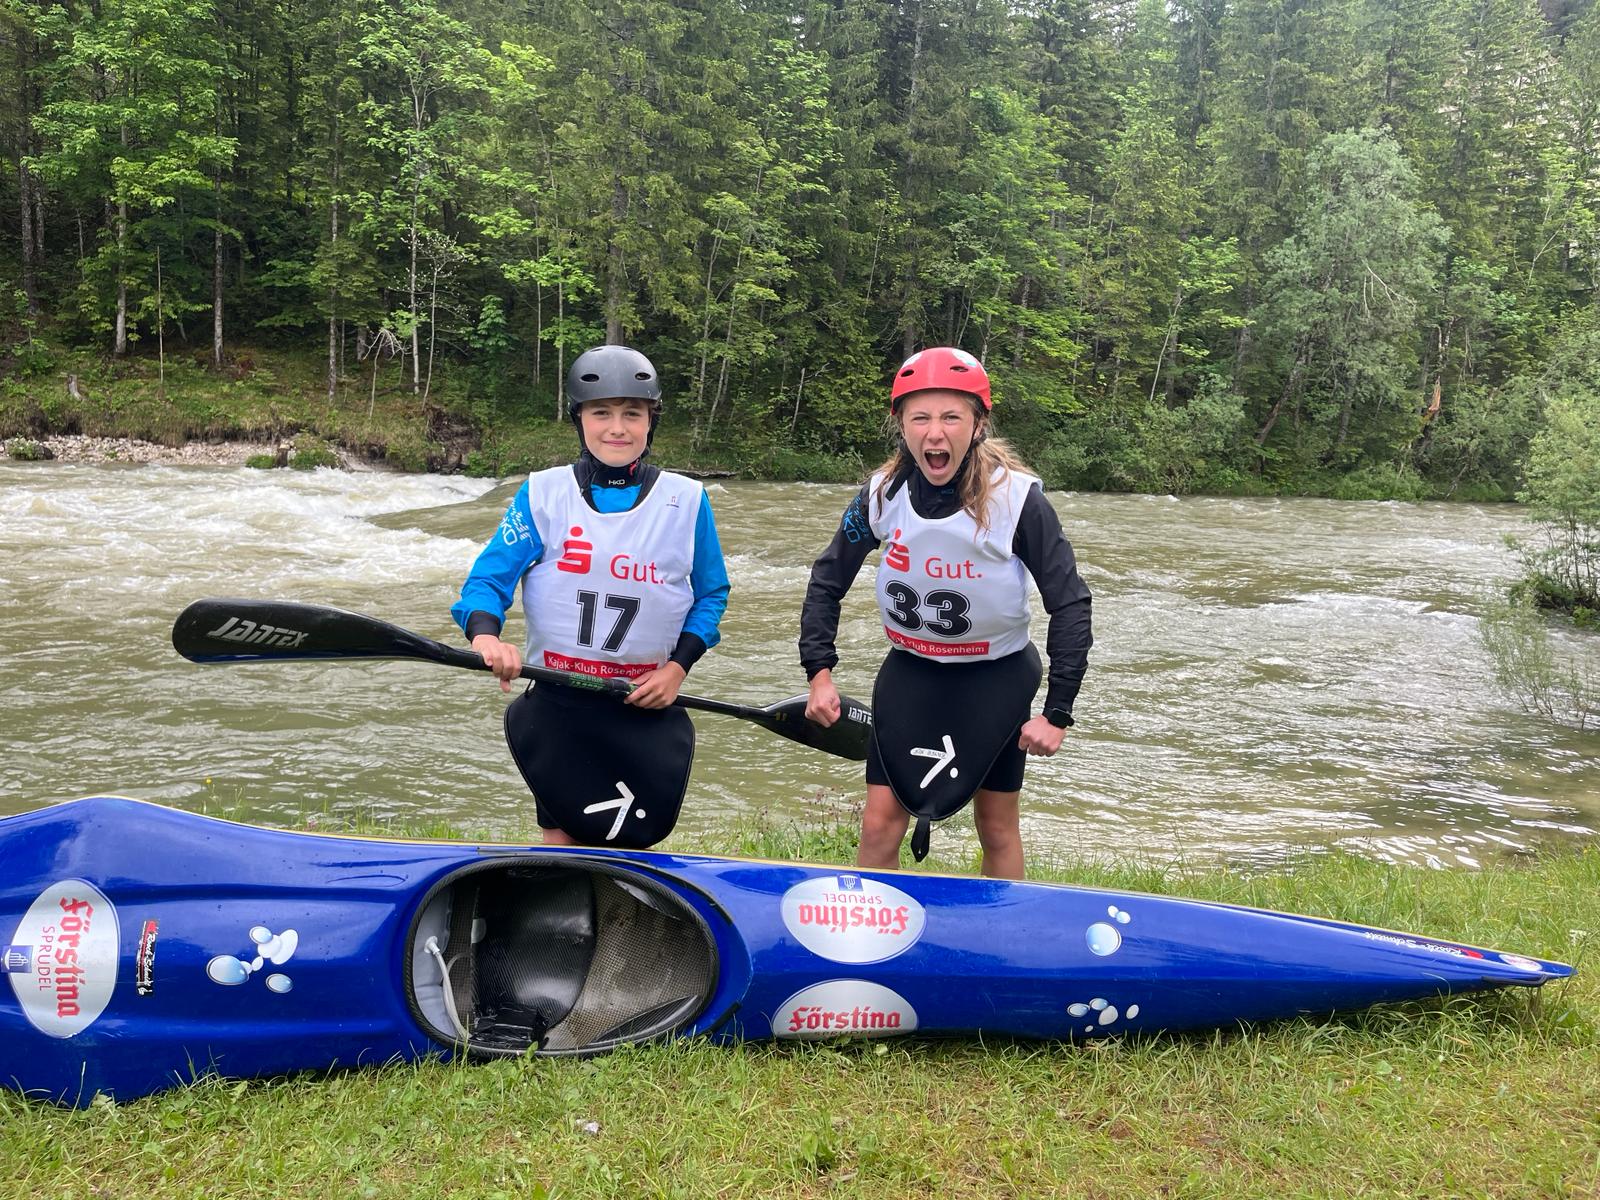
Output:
[[0, 797, 1573, 1106]]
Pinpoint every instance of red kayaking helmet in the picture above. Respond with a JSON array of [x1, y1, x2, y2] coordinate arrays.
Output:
[[890, 347, 991, 411]]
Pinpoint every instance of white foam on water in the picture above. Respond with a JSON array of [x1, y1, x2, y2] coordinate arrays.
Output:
[[0, 463, 499, 602]]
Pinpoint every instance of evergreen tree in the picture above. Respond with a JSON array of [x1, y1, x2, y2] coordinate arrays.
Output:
[[33, 0, 235, 356], [1252, 128, 1446, 469]]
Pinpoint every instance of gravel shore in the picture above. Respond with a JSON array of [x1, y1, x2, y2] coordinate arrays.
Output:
[[7, 435, 289, 467]]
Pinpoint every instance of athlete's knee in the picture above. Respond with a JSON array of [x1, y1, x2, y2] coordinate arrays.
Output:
[[860, 806, 909, 845], [972, 796, 1021, 848]]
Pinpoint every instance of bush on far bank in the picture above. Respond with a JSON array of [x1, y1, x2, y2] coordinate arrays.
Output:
[[1512, 390, 1600, 625]]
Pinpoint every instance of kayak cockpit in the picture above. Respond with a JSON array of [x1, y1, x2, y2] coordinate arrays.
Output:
[[406, 858, 719, 1057]]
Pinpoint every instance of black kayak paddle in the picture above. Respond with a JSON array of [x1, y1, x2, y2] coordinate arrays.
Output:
[[171, 598, 873, 762]]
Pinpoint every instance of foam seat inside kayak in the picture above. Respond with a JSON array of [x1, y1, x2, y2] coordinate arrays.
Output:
[[406, 861, 719, 1056]]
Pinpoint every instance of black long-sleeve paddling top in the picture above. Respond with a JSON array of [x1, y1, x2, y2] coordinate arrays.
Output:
[[799, 471, 1093, 721]]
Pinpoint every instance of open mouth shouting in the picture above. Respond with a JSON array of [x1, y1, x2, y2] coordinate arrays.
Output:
[[897, 389, 981, 485]]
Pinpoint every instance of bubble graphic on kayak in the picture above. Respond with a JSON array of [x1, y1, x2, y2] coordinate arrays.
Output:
[[206, 956, 250, 986], [207, 924, 299, 994], [1066, 997, 1140, 1033], [1086, 905, 1131, 957]]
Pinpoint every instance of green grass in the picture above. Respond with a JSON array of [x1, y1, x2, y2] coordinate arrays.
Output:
[[3, 805, 1595, 1199]]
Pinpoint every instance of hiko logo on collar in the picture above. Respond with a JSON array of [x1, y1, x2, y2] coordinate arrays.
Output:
[[205, 617, 309, 648]]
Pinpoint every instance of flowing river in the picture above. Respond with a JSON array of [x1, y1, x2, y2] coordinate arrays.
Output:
[[1, 458, 1595, 869]]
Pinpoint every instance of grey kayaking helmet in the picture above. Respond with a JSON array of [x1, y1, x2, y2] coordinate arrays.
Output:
[[566, 344, 664, 462], [566, 345, 663, 418]]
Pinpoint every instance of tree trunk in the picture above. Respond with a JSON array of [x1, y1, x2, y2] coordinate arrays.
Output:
[[790, 366, 806, 434], [1334, 375, 1354, 453], [1255, 348, 1308, 446], [156, 247, 165, 398], [423, 262, 440, 404], [1149, 282, 1184, 407], [18, 160, 39, 315], [696, 222, 727, 417], [408, 79, 423, 394], [114, 127, 128, 357], [327, 196, 339, 402], [213, 177, 224, 370], [329, 79, 344, 401], [606, 174, 626, 344], [1011, 277, 1030, 372], [409, 194, 421, 393], [533, 236, 542, 392], [16, 20, 39, 314], [703, 242, 746, 443]]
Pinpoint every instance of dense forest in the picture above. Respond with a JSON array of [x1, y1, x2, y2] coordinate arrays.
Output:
[[3, 0, 1600, 497]]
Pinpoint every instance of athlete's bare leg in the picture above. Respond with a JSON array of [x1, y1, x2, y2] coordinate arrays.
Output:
[[541, 826, 579, 847], [972, 789, 1024, 879], [857, 783, 910, 869]]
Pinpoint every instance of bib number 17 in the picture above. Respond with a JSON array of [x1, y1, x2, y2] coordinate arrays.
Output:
[[576, 590, 640, 652]]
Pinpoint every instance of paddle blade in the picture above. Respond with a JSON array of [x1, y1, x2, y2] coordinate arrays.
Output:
[[172, 598, 476, 669], [756, 693, 874, 762]]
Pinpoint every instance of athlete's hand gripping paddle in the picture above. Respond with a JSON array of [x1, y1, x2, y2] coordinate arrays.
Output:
[[171, 598, 873, 762]]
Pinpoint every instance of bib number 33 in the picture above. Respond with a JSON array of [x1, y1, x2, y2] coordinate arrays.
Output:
[[884, 582, 972, 636]]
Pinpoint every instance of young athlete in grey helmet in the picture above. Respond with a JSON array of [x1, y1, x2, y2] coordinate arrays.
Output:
[[453, 345, 730, 849]]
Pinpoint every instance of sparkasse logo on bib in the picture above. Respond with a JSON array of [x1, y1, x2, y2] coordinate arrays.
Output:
[[884, 529, 912, 572], [556, 526, 593, 573]]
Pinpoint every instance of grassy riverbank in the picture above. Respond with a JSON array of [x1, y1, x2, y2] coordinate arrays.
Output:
[[0, 342, 1506, 495], [3, 809, 1593, 1200], [0, 343, 857, 481]]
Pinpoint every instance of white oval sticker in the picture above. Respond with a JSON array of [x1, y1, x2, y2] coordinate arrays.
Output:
[[780, 874, 926, 964], [6, 879, 120, 1038], [772, 979, 918, 1040]]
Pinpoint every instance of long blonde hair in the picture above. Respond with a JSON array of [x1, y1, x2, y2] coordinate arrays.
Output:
[[870, 397, 1032, 533]]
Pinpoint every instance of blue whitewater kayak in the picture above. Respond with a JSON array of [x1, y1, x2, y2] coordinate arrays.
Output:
[[0, 796, 1573, 1106]]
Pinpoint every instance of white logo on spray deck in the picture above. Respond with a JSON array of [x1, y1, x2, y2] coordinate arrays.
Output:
[[781, 875, 926, 964], [7, 880, 119, 1038], [908, 735, 958, 788], [774, 980, 918, 1039]]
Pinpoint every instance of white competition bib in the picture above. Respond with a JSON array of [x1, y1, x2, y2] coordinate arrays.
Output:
[[521, 467, 701, 678], [868, 468, 1036, 661]]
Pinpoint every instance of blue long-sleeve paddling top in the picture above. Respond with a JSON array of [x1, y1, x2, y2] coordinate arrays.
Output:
[[452, 476, 729, 669]]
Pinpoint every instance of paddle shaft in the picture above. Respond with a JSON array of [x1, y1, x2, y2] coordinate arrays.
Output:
[[171, 598, 868, 759], [445, 642, 771, 722]]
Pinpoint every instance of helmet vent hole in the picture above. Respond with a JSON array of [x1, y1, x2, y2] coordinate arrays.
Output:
[[579, 373, 600, 383], [635, 372, 653, 381]]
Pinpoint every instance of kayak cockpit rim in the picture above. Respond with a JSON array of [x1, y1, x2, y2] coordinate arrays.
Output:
[[404, 855, 722, 1059]]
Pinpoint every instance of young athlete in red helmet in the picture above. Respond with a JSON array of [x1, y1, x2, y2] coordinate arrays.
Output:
[[800, 347, 1092, 877]]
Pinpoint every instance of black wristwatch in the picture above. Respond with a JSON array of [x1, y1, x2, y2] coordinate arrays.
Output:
[[1044, 707, 1075, 729]]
